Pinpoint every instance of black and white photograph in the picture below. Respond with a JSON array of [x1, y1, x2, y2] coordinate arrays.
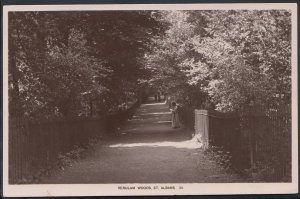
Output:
[[2, 3, 298, 197]]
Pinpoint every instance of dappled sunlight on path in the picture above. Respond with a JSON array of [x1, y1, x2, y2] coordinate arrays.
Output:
[[109, 139, 203, 149], [41, 99, 242, 184]]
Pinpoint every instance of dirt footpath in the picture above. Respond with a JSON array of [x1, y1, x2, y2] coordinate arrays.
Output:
[[41, 101, 242, 183]]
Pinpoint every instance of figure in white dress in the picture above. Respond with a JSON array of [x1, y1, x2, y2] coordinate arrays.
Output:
[[170, 102, 180, 128]]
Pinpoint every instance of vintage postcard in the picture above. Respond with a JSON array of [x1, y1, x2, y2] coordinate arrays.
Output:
[[2, 3, 298, 197]]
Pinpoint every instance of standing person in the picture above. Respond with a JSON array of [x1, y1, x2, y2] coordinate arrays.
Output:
[[170, 102, 180, 128], [154, 94, 157, 102]]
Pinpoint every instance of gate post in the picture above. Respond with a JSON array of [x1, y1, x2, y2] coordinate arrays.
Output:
[[195, 110, 209, 149]]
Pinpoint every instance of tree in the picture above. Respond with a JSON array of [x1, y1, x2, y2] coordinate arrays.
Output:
[[8, 11, 165, 118], [144, 11, 209, 107], [185, 10, 291, 111], [147, 10, 291, 111]]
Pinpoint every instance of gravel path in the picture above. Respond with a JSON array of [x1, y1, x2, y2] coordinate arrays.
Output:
[[41, 100, 242, 183]]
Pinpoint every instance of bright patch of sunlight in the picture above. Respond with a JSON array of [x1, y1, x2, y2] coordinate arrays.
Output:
[[139, 112, 171, 116], [154, 120, 171, 124], [109, 139, 203, 149], [141, 102, 166, 106]]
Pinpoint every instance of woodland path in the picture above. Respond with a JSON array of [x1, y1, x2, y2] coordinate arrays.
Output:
[[41, 98, 242, 183]]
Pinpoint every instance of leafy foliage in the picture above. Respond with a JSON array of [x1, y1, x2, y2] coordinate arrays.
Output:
[[9, 11, 164, 118], [145, 10, 291, 111]]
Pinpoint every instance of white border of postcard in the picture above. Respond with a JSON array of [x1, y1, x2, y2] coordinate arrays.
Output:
[[2, 3, 298, 197]]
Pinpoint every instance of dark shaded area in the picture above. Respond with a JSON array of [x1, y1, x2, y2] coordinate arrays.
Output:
[[9, 101, 140, 184], [194, 106, 291, 182], [40, 99, 243, 184]]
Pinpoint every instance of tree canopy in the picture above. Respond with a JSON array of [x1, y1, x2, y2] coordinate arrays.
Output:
[[8, 10, 291, 118], [9, 11, 166, 118], [145, 10, 291, 111]]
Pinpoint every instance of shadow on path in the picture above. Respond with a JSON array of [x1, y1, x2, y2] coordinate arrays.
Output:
[[41, 99, 243, 184]]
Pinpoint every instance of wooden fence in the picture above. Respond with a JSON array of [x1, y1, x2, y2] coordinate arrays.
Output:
[[194, 105, 291, 182], [9, 101, 140, 184], [247, 105, 291, 181]]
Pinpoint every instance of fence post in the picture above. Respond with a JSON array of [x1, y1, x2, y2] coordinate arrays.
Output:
[[248, 106, 257, 169], [195, 110, 209, 149]]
